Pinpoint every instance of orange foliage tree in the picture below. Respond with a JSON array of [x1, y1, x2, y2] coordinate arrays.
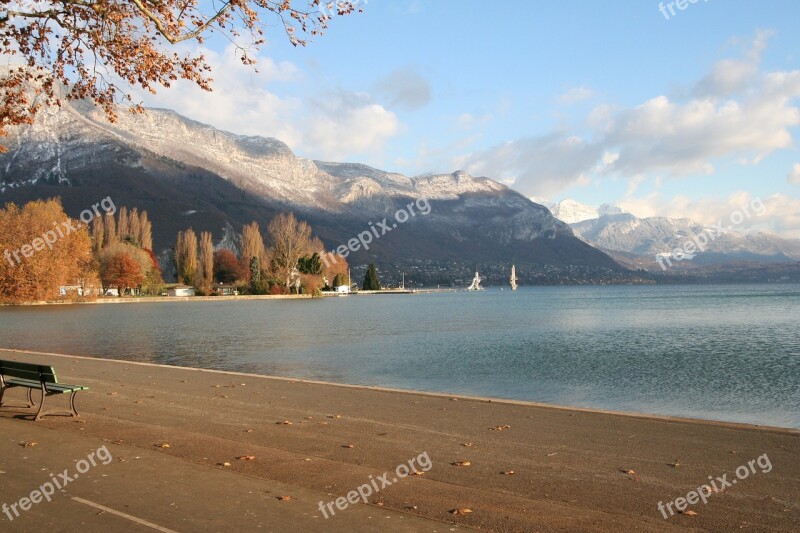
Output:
[[101, 252, 143, 297], [0, 1, 363, 151], [0, 198, 94, 303]]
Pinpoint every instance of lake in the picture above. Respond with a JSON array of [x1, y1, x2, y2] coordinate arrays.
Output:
[[1, 284, 798, 428]]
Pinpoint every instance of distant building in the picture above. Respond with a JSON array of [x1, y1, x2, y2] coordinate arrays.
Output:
[[211, 283, 238, 296], [167, 285, 196, 297], [59, 285, 84, 296], [335, 285, 351, 294]]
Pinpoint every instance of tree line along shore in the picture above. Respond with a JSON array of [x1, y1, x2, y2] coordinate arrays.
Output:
[[0, 197, 391, 304]]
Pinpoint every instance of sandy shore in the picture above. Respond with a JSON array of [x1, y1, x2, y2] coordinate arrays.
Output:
[[1, 348, 798, 532]]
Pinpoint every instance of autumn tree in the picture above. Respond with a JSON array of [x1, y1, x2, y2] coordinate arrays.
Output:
[[197, 231, 214, 294], [129, 208, 141, 244], [102, 252, 143, 297], [240, 222, 267, 283], [213, 249, 240, 284], [175, 228, 197, 285], [139, 211, 153, 250], [98, 242, 162, 295], [91, 214, 104, 253], [0, 1, 362, 151], [323, 252, 349, 288], [117, 206, 130, 241], [267, 213, 316, 288], [0, 198, 94, 303], [104, 213, 118, 247]]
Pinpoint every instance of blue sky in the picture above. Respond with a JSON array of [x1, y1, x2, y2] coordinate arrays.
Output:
[[145, 0, 800, 236]]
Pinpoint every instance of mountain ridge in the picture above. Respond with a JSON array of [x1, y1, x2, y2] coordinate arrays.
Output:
[[0, 98, 632, 285]]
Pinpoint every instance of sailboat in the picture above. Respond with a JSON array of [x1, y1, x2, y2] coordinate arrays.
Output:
[[467, 271, 484, 291], [510, 265, 518, 291]]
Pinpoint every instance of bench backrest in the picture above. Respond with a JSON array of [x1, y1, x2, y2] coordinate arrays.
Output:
[[0, 360, 58, 384]]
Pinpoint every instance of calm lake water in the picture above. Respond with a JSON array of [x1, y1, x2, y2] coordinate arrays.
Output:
[[1, 284, 798, 428]]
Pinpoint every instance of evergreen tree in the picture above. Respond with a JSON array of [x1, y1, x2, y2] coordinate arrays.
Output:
[[249, 256, 263, 294], [298, 253, 322, 275], [362, 263, 381, 291], [331, 273, 343, 288]]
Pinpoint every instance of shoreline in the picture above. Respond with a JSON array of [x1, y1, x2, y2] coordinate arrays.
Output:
[[5, 347, 797, 435], [0, 288, 460, 306]]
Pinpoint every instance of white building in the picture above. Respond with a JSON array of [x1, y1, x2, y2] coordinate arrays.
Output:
[[167, 285, 196, 297]]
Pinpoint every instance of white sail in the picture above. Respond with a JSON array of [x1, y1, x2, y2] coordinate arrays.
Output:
[[467, 271, 484, 291]]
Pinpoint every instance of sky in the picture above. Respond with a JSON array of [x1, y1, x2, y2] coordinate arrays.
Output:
[[143, 0, 800, 237]]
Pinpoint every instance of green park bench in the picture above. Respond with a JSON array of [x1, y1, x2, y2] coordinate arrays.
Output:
[[0, 360, 89, 420]]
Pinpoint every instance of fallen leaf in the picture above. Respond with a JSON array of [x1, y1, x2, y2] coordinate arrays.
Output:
[[404, 505, 418, 510], [277, 496, 293, 501], [501, 470, 515, 475], [409, 471, 425, 476], [680, 510, 698, 516], [221, 462, 231, 467], [342, 444, 354, 449], [546, 452, 558, 457], [277, 420, 293, 425], [245, 429, 254, 433], [237, 455, 256, 461], [461, 443, 473, 447], [21, 441, 37, 448], [155, 443, 171, 448], [490, 425, 511, 431], [451, 461, 471, 467], [450, 508, 473, 515], [620, 469, 636, 475]]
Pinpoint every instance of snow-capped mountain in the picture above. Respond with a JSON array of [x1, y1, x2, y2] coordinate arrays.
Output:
[[0, 95, 627, 282], [569, 212, 800, 269], [549, 199, 625, 224]]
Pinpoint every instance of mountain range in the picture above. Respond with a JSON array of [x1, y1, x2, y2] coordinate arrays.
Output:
[[0, 95, 633, 286], [546, 199, 800, 270]]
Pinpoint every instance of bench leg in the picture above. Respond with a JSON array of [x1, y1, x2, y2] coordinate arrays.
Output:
[[70, 390, 79, 417], [34, 391, 81, 421], [0, 385, 36, 409], [34, 392, 47, 421]]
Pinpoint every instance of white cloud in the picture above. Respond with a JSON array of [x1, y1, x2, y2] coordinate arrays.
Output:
[[306, 91, 399, 161], [455, 133, 604, 197], [139, 44, 399, 165], [693, 30, 772, 98], [626, 174, 645, 196], [617, 191, 800, 238], [789, 163, 800, 184], [558, 86, 594, 104], [458, 32, 800, 200], [375, 66, 431, 111]]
